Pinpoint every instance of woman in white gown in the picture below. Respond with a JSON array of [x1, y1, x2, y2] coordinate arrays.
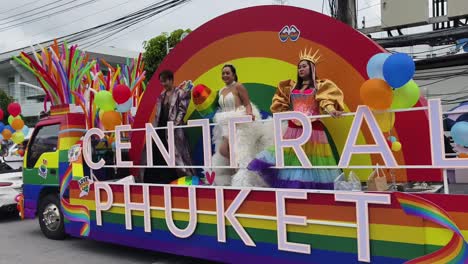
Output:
[[211, 64, 267, 186]]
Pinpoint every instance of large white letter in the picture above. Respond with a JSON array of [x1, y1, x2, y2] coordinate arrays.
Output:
[[276, 190, 310, 254], [339, 106, 398, 168], [227, 116, 253, 167], [124, 184, 151, 232], [95, 182, 113, 226], [334, 192, 391, 262], [115, 125, 133, 167], [145, 122, 175, 167], [164, 186, 197, 238], [187, 119, 212, 167], [273, 112, 312, 168], [216, 188, 255, 246], [83, 128, 105, 170]]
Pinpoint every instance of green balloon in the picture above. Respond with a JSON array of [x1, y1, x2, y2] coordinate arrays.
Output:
[[95, 91, 116, 111], [391, 80, 420, 109], [7, 115, 20, 125]]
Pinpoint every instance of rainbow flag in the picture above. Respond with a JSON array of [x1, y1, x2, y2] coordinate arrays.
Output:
[[395, 193, 468, 264]]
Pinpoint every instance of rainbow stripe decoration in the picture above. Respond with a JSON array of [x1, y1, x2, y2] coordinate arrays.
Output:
[[60, 142, 90, 237], [395, 193, 468, 264]]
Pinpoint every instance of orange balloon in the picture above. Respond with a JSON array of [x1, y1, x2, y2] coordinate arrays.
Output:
[[11, 118, 25, 131], [2, 129, 12, 140], [101, 111, 122, 130], [360, 79, 393, 110], [459, 153, 468, 158]]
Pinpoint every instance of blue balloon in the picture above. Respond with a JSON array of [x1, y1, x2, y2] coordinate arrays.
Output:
[[5, 125, 14, 133], [22, 125, 30, 136], [388, 136, 397, 143], [0, 122, 4, 133], [116, 98, 132, 113], [451, 121, 468, 147], [367, 53, 390, 79], [383, 53, 415, 88], [456, 113, 468, 123]]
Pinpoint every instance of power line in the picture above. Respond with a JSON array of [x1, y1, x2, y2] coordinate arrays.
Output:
[[0, 0, 46, 16], [0, 0, 185, 56], [0, 0, 102, 32], [0, 0, 70, 24], [83, 0, 191, 50], [11, 0, 137, 47]]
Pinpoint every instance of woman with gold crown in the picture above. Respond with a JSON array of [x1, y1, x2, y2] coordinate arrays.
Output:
[[247, 48, 344, 189]]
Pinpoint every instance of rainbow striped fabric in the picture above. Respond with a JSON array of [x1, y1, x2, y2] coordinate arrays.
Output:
[[395, 193, 468, 264]]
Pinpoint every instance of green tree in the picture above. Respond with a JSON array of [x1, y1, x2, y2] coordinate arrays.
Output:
[[143, 28, 191, 83], [0, 89, 13, 124]]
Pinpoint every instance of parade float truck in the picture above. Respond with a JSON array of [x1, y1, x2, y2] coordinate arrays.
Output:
[[16, 6, 468, 264]]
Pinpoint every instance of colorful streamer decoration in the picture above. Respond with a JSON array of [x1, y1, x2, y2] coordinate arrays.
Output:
[[13, 40, 145, 131], [59, 142, 90, 237], [395, 193, 468, 264]]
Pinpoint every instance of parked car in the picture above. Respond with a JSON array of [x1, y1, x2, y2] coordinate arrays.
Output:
[[0, 160, 22, 213]]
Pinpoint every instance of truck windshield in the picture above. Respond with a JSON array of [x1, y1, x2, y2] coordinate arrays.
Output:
[[26, 124, 60, 168]]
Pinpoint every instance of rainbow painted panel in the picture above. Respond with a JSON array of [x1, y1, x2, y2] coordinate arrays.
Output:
[[65, 181, 468, 263]]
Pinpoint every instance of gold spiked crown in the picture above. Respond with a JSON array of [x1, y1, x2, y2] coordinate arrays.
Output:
[[299, 48, 321, 64]]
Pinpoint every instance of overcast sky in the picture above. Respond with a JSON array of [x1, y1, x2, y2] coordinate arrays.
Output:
[[0, 0, 391, 53]]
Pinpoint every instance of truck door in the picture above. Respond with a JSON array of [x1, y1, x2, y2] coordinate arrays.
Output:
[[24, 124, 61, 185]]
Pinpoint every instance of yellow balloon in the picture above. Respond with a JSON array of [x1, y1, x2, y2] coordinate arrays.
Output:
[[373, 111, 395, 133], [391, 141, 402, 152]]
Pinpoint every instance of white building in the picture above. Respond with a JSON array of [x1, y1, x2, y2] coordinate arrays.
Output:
[[0, 46, 140, 119]]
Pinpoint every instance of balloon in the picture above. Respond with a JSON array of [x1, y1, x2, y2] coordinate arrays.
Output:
[[459, 153, 468, 158], [360, 79, 393, 110], [12, 118, 24, 131], [388, 136, 397, 143], [2, 129, 12, 140], [383, 53, 415, 88], [391, 80, 420, 109], [5, 125, 15, 133], [391, 141, 402, 152], [0, 122, 4, 132], [7, 103, 21, 117], [116, 98, 133, 113], [366, 53, 390, 79], [0, 109, 3, 120], [112, 84, 132, 104], [22, 125, 29, 136], [373, 111, 395, 133], [456, 113, 468, 123], [451, 121, 468, 147], [95, 91, 116, 111], [101, 111, 122, 130], [12, 132, 25, 144], [18, 149, 24, 157]]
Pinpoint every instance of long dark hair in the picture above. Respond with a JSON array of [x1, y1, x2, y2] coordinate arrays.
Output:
[[222, 64, 238, 82], [294, 60, 317, 90]]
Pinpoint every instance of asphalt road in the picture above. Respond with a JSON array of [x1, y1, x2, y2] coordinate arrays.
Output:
[[0, 212, 216, 264]]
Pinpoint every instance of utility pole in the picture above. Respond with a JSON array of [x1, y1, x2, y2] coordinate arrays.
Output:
[[336, 0, 357, 28]]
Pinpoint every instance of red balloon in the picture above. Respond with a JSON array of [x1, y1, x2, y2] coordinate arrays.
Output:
[[8, 103, 21, 117], [0, 109, 3, 120], [112, 84, 132, 104]]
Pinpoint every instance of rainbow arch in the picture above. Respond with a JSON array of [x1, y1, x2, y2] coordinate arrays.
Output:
[[131, 5, 442, 182]]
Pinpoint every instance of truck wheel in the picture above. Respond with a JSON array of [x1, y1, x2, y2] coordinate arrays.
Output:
[[38, 193, 66, 240]]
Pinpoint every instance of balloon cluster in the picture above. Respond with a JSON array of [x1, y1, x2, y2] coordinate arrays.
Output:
[[446, 102, 468, 152], [0, 103, 29, 146], [361, 52, 420, 152]]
